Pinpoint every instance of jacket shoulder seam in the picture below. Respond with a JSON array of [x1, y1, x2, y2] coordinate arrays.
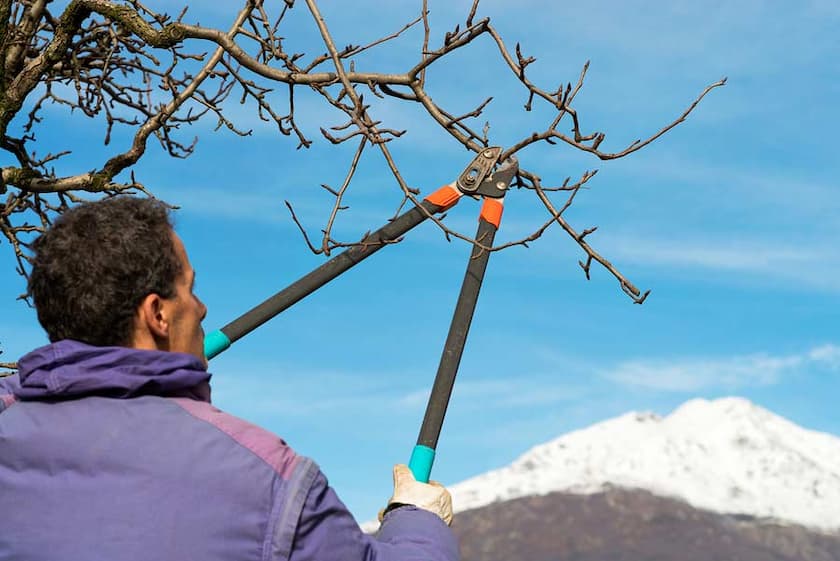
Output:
[[167, 397, 303, 480]]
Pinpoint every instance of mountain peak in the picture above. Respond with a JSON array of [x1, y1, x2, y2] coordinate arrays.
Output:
[[675, 395, 756, 413], [449, 397, 840, 532], [669, 396, 770, 421]]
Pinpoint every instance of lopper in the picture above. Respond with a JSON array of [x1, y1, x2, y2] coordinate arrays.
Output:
[[203, 148, 519, 482]]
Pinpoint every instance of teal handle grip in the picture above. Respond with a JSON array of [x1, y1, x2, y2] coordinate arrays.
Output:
[[204, 329, 231, 361], [408, 444, 436, 483]]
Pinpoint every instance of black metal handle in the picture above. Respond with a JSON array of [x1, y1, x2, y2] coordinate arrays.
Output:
[[416, 214, 498, 451], [217, 199, 445, 347]]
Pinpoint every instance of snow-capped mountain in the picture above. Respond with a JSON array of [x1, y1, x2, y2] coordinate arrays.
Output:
[[449, 397, 840, 532]]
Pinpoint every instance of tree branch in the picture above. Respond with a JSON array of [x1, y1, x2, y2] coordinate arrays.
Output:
[[0, 0, 723, 307]]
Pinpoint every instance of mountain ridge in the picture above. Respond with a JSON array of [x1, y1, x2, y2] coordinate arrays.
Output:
[[449, 396, 840, 532], [451, 486, 840, 561]]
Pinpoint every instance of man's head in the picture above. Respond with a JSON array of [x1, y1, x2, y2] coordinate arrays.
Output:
[[28, 196, 207, 363]]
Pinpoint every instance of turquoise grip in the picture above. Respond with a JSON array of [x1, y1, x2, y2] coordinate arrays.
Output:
[[408, 444, 436, 483], [204, 330, 231, 360]]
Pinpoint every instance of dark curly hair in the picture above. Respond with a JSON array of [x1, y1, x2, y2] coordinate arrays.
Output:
[[28, 196, 182, 346]]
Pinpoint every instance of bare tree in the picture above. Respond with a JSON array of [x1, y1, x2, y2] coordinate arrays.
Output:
[[0, 0, 724, 315]]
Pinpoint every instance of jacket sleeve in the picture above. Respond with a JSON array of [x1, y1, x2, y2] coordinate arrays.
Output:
[[287, 470, 459, 561]]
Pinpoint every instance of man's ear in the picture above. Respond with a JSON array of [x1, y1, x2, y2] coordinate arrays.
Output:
[[137, 292, 170, 340]]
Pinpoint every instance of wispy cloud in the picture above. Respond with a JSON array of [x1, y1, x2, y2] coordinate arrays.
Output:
[[210, 356, 588, 421], [161, 180, 403, 231], [601, 234, 840, 292], [397, 378, 587, 410], [807, 344, 840, 369], [604, 343, 840, 392], [607, 237, 814, 271], [209, 360, 420, 416], [611, 153, 840, 219]]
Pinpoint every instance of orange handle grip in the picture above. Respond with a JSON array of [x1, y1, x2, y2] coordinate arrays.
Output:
[[424, 185, 461, 211], [479, 198, 504, 228]]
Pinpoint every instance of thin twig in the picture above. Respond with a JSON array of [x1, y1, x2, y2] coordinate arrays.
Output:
[[321, 137, 366, 255]]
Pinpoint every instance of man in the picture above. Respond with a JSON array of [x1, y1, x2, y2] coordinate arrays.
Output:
[[0, 197, 457, 561]]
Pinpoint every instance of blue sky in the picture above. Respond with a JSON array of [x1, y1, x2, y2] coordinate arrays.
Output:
[[1, 1, 839, 521]]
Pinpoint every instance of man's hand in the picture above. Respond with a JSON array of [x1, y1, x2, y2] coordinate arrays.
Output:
[[379, 464, 453, 526]]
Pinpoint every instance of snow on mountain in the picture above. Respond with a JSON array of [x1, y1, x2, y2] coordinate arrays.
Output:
[[449, 397, 840, 532]]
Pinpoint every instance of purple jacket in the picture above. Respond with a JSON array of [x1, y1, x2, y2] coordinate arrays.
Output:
[[0, 340, 458, 561]]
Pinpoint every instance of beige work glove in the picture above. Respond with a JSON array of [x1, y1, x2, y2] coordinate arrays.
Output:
[[378, 464, 453, 526]]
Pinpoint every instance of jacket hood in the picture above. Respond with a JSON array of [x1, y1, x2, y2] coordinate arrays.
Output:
[[15, 339, 211, 402]]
